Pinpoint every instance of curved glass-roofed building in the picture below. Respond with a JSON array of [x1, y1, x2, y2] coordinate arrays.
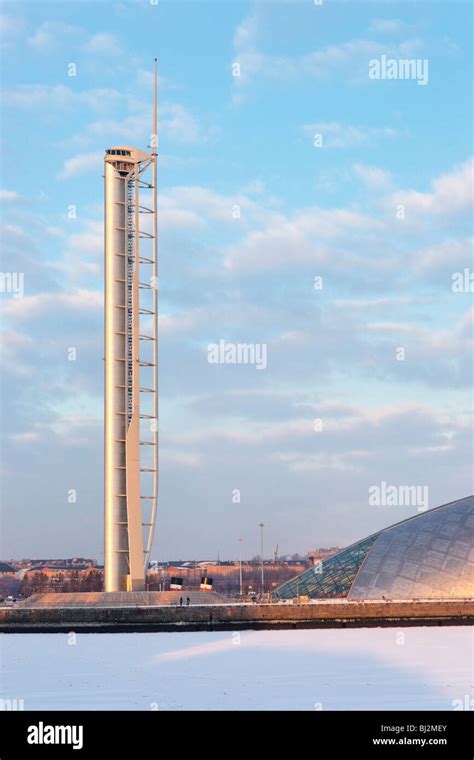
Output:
[[274, 495, 474, 600]]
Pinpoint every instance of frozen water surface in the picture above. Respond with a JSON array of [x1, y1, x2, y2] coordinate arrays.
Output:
[[1, 626, 472, 710]]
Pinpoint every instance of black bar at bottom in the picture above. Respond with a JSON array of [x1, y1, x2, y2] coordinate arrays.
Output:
[[0, 710, 472, 757]]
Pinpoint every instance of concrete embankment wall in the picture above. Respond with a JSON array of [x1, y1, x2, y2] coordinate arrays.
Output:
[[1, 600, 473, 633]]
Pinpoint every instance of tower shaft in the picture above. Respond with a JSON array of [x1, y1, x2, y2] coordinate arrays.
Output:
[[103, 146, 157, 592]]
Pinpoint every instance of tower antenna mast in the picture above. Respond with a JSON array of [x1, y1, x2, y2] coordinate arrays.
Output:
[[144, 58, 159, 568]]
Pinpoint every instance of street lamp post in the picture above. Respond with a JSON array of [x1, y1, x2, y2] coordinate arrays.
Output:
[[259, 523, 264, 594], [239, 538, 243, 596]]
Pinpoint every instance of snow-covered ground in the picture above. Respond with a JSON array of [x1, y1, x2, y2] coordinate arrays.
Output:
[[1, 627, 473, 710]]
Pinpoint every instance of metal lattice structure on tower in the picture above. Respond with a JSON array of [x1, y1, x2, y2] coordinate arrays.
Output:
[[103, 62, 158, 592]]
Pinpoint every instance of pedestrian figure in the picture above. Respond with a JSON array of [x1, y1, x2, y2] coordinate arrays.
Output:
[[186, 596, 190, 606], [180, 596, 183, 606]]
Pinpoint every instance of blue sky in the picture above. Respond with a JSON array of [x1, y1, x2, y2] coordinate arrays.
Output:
[[1, 0, 472, 563]]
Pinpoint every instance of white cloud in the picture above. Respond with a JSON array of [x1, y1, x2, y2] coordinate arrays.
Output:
[[365, 308, 473, 361], [390, 157, 473, 217], [161, 103, 202, 143], [9, 431, 41, 444], [58, 151, 103, 179], [1, 84, 77, 109], [303, 122, 402, 149], [65, 221, 102, 256], [135, 68, 176, 92], [0, 329, 33, 374], [164, 401, 465, 458], [0, 189, 22, 202], [301, 37, 422, 78], [368, 19, 412, 35], [334, 296, 432, 310], [2, 80, 211, 148], [83, 102, 213, 146], [1, 84, 121, 113], [232, 14, 262, 94], [366, 322, 414, 334], [162, 450, 202, 469], [28, 21, 81, 51], [0, 222, 31, 245], [49, 219, 104, 282], [353, 163, 392, 188], [233, 13, 423, 91], [234, 13, 258, 52], [241, 179, 266, 195], [224, 205, 382, 272], [0, 14, 23, 37], [2, 289, 102, 321], [164, 185, 260, 224], [159, 308, 203, 337], [158, 202, 205, 232], [0, 329, 32, 350], [83, 32, 122, 56], [415, 237, 474, 274]]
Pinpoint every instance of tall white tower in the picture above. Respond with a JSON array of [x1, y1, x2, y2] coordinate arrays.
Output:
[[103, 63, 158, 592]]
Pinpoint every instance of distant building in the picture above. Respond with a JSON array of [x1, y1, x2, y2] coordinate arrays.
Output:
[[307, 548, 340, 565], [0, 563, 19, 597], [6, 558, 97, 571], [0, 563, 16, 575], [165, 561, 306, 576], [146, 559, 308, 594]]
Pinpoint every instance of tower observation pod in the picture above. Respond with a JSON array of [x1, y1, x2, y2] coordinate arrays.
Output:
[[103, 63, 158, 592]]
